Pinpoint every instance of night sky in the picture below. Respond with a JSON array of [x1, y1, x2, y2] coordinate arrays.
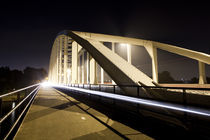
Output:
[[0, 1, 209, 80]]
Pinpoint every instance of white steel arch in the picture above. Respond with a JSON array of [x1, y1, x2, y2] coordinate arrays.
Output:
[[48, 30, 210, 87]]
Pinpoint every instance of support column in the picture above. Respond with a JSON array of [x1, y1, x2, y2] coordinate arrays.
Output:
[[82, 51, 85, 84], [52, 46, 57, 83], [78, 55, 81, 84], [63, 36, 68, 85], [112, 42, 116, 84], [78, 45, 82, 84], [198, 61, 207, 84], [101, 68, 104, 84], [90, 55, 97, 84], [59, 37, 62, 84], [152, 47, 158, 83], [71, 41, 78, 84], [127, 44, 131, 64], [87, 52, 90, 84], [56, 40, 59, 84], [144, 42, 158, 83]]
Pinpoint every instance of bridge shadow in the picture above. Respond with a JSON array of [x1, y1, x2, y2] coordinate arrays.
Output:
[[56, 88, 208, 140], [24, 98, 81, 123], [71, 122, 145, 140], [54, 88, 131, 140]]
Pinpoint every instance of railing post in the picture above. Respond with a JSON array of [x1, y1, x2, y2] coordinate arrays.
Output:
[[83, 84, 84, 88], [137, 86, 140, 113], [182, 88, 188, 124], [89, 84, 91, 90], [137, 86, 139, 97], [113, 85, 115, 93], [99, 84, 101, 91], [0, 98, 2, 118], [183, 89, 186, 104]]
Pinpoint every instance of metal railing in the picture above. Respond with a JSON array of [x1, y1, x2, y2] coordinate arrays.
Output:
[[0, 84, 40, 140], [67, 83, 210, 106], [61, 84, 210, 119], [49, 83, 210, 137], [55, 84, 210, 131], [51, 83, 210, 137]]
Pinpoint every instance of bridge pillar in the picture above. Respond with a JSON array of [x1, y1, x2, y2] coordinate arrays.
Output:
[[144, 42, 158, 83], [59, 37, 63, 84], [63, 36, 68, 85], [78, 45, 82, 84], [56, 40, 59, 84], [82, 51, 85, 84], [198, 61, 207, 84], [52, 42, 58, 84], [71, 42, 78, 84], [101, 68, 104, 84], [127, 44, 131, 64], [78, 54, 81, 83], [90, 56, 97, 84], [87, 52, 90, 84], [111, 42, 116, 84]]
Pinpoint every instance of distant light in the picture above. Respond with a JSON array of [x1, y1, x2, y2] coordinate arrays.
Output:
[[120, 43, 130, 47], [81, 117, 86, 120], [12, 102, 15, 108], [41, 82, 51, 87]]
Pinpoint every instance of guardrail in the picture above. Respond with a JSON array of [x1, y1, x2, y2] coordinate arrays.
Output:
[[43, 83, 210, 138], [67, 83, 210, 106], [0, 84, 40, 140], [54, 83, 210, 134]]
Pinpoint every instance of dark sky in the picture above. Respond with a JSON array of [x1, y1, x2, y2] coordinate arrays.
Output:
[[0, 1, 209, 79]]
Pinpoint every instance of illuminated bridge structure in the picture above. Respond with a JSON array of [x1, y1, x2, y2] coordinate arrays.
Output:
[[48, 31, 209, 87], [48, 31, 209, 91], [47, 30, 210, 108], [1, 31, 210, 139]]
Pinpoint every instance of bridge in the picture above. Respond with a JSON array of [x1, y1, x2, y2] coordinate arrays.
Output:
[[0, 31, 210, 139]]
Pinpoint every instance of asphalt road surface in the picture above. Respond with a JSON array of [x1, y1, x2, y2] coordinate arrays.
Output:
[[15, 87, 153, 140]]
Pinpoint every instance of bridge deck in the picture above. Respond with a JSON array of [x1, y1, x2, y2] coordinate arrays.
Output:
[[14, 87, 152, 140]]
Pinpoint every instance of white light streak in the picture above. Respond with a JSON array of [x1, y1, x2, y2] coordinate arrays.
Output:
[[52, 84, 210, 117]]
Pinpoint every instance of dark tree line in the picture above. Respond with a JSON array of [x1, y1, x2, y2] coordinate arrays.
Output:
[[158, 71, 210, 84], [0, 67, 47, 94], [0, 67, 208, 94]]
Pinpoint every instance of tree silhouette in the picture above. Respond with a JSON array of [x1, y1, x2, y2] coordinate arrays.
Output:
[[158, 71, 176, 83], [0, 66, 47, 94]]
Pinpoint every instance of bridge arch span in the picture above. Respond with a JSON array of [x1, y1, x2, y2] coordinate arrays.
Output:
[[48, 30, 210, 88]]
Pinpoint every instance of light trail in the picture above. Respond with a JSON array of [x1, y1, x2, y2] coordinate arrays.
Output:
[[51, 84, 210, 117]]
